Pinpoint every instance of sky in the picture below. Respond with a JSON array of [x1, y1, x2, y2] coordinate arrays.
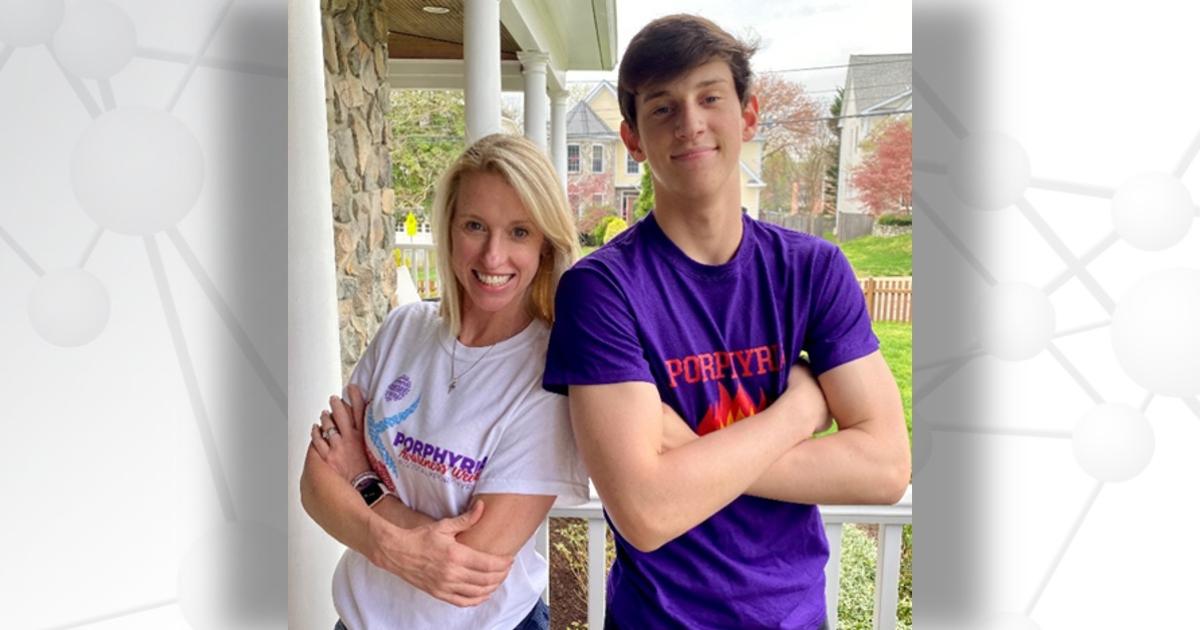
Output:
[[569, 0, 912, 104]]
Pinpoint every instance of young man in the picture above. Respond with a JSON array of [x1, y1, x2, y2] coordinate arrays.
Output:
[[543, 14, 911, 630]]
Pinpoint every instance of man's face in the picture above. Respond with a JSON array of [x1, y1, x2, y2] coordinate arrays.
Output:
[[620, 59, 759, 203]]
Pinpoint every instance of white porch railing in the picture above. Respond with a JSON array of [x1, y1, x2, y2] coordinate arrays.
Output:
[[394, 242, 441, 299], [539, 485, 913, 630]]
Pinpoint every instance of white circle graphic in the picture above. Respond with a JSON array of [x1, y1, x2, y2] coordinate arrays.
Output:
[[0, 0, 65, 47], [977, 282, 1055, 361], [27, 268, 110, 347], [1072, 403, 1155, 482], [71, 108, 205, 235], [948, 132, 1031, 211], [1111, 173, 1194, 251], [1111, 268, 1200, 397], [51, 0, 136, 79]]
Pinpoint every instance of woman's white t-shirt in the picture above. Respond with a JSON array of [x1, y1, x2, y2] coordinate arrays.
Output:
[[332, 302, 589, 630]]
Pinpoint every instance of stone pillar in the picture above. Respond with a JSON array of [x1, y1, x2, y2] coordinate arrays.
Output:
[[323, 0, 396, 380], [518, 51, 549, 150], [464, 0, 501, 143], [550, 88, 568, 193], [289, 0, 343, 626]]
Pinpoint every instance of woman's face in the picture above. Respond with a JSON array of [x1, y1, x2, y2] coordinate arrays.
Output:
[[449, 171, 547, 324]]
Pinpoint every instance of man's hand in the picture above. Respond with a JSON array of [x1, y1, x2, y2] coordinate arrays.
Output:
[[778, 362, 833, 436], [310, 385, 371, 482], [367, 501, 514, 607], [658, 362, 832, 454]]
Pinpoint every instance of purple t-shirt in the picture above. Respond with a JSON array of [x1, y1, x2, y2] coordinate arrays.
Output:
[[543, 213, 879, 629]]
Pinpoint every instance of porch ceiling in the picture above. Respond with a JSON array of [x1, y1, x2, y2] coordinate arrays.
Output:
[[384, 0, 521, 60], [383, 0, 617, 82]]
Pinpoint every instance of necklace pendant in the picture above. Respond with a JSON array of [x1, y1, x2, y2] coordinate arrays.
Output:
[[447, 379, 457, 394]]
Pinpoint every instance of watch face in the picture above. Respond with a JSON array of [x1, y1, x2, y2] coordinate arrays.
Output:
[[360, 481, 385, 506]]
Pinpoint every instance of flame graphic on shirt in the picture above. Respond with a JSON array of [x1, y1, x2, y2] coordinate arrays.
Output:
[[696, 381, 768, 436]]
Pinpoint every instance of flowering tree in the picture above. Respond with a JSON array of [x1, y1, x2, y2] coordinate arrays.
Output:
[[850, 117, 912, 216], [568, 172, 612, 216]]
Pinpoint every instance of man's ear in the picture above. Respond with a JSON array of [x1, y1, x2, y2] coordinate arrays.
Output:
[[620, 120, 645, 161], [741, 93, 760, 142]]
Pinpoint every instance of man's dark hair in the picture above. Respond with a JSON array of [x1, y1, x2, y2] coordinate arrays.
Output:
[[617, 14, 758, 131]]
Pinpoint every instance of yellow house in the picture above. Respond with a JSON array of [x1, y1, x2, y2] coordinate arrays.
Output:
[[567, 82, 764, 222]]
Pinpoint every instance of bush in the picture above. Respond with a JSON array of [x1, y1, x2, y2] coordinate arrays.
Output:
[[877, 213, 912, 226], [591, 215, 619, 245], [602, 217, 629, 244], [550, 518, 616, 628], [837, 524, 913, 630], [578, 205, 617, 246]]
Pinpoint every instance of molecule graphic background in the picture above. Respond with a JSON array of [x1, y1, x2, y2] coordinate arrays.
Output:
[[913, 2, 1200, 628], [2, 1, 1198, 629], [2, 0, 286, 628]]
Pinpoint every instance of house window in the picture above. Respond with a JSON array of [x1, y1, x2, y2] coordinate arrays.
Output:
[[626, 151, 639, 174], [567, 144, 580, 173], [593, 192, 605, 207], [592, 145, 604, 172]]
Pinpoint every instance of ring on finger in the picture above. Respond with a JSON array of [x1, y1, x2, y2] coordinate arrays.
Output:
[[322, 426, 340, 440]]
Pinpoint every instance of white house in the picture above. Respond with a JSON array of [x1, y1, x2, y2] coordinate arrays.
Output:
[[835, 53, 912, 237]]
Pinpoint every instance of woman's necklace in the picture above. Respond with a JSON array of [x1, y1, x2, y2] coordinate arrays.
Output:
[[448, 338, 497, 394]]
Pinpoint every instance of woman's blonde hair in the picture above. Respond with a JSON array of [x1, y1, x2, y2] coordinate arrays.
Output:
[[430, 133, 580, 336]]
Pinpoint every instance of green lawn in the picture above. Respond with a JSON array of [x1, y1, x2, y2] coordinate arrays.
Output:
[[874, 321, 912, 438], [837, 233, 912, 277]]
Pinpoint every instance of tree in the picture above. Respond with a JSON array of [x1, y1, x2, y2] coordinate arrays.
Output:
[[755, 74, 823, 213], [387, 89, 522, 219], [823, 88, 844, 213], [850, 117, 912, 216], [754, 74, 822, 162], [568, 172, 612, 217], [388, 90, 466, 218], [633, 165, 654, 220]]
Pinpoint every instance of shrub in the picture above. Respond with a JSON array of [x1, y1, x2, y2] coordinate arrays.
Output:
[[578, 206, 617, 246], [602, 217, 629, 244], [550, 518, 616, 628], [591, 215, 618, 245], [877, 213, 912, 226], [837, 524, 913, 630]]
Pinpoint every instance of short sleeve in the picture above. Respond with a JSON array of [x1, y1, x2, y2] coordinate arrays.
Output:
[[543, 266, 655, 394], [804, 247, 880, 375], [474, 386, 590, 506], [345, 304, 410, 396]]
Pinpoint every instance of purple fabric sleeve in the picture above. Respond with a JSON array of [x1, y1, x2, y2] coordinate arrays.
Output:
[[803, 246, 880, 375], [543, 266, 655, 394]]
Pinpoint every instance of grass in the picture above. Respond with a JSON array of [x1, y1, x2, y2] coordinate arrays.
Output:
[[837, 233, 912, 278], [873, 321, 912, 438]]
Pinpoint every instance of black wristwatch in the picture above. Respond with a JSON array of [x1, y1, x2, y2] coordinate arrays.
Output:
[[352, 472, 389, 508]]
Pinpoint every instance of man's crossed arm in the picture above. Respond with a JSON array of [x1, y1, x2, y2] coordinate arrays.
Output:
[[569, 352, 910, 552]]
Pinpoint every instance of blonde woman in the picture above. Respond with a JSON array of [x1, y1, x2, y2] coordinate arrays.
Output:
[[301, 134, 588, 630]]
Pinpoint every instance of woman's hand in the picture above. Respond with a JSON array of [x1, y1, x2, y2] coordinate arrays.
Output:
[[660, 403, 699, 452], [368, 501, 514, 607], [310, 384, 372, 482]]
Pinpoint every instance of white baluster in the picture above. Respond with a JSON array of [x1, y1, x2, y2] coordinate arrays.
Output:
[[824, 522, 843, 630], [587, 517, 606, 629], [873, 524, 903, 630]]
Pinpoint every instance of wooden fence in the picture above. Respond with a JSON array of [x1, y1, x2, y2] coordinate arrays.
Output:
[[860, 276, 912, 323]]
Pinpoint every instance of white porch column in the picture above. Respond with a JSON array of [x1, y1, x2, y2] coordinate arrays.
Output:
[[518, 51, 549, 150], [550, 88, 568, 193], [464, 0, 501, 143], [286, 0, 343, 628]]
